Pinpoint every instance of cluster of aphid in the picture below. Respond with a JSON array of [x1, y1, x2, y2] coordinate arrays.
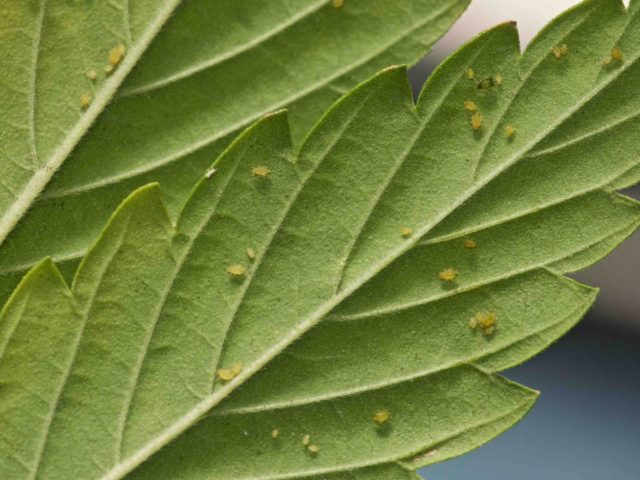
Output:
[[80, 44, 126, 109], [265, 409, 390, 458], [469, 311, 497, 336], [463, 68, 514, 137]]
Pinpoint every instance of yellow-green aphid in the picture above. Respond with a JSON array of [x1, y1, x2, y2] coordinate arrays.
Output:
[[332, 0, 345, 8], [552, 44, 568, 59], [271, 429, 279, 439], [477, 77, 495, 90], [373, 409, 391, 425], [605, 46, 623, 65], [478, 312, 497, 329], [205, 167, 217, 179], [438, 268, 458, 282], [493, 74, 502, 86], [471, 112, 483, 131], [302, 434, 311, 446], [217, 363, 243, 381], [80, 93, 92, 109], [505, 124, 516, 138], [463, 101, 478, 112], [86, 69, 97, 81], [227, 264, 247, 277], [109, 44, 126, 66], [469, 316, 478, 329], [484, 325, 496, 336], [307, 444, 320, 454], [247, 248, 256, 260], [104, 64, 114, 75], [252, 165, 271, 177], [463, 238, 477, 249], [400, 227, 413, 238], [465, 67, 475, 80]]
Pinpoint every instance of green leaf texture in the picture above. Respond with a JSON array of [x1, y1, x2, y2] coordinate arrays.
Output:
[[2, 0, 640, 478], [0, 0, 469, 304]]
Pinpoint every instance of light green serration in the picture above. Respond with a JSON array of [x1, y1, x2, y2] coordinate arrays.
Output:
[[0, 0, 470, 304], [1, 0, 640, 479]]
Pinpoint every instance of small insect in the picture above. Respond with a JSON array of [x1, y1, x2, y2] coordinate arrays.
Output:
[[302, 434, 311, 446], [463, 238, 477, 249], [470, 311, 497, 336], [552, 44, 568, 59], [251, 165, 271, 177], [271, 429, 279, 439], [605, 46, 623, 64], [400, 227, 413, 238], [493, 74, 502, 86], [477, 77, 495, 90], [216, 363, 243, 381], [86, 69, 97, 81], [463, 101, 478, 112], [438, 268, 458, 282], [104, 64, 114, 75], [80, 93, 92, 109], [478, 312, 497, 329], [505, 124, 516, 138], [227, 264, 247, 277], [205, 167, 217, 179], [109, 44, 126, 66], [247, 248, 256, 260], [307, 444, 320, 454], [373, 409, 391, 425], [471, 112, 483, 131], [465, 67, 475, 80], [332, 0, 345, 8]]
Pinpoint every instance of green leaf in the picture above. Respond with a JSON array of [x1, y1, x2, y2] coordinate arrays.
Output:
[[0, 0, 469, 304], [2, 0, 640, 478]]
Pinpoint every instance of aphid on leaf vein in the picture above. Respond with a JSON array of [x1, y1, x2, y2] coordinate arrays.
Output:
[[109, 44, 126, 66], [252, 165, 271, 177], [271, 429, 279, 439], [227, 264, 247, 277], [463, 101, 478, 112], [302, 434, 311, 446], [86, 69, 97, 81], [505, 124, 516, 138], [438, 268, 458, 282], [205, 167, 217, 179], [307, 444, 320, 454], [465, 67, 475, 80], [373, 409, 391, 425], [471, 112, 483, 131], [80, 93, 92, 109], [217, 363, 243, 381], [400, 227, 413, 238], [104, 64, 114, 75], [552, 44, 568, 59], [332, 0, 345, 8], [463, 238, 477, 249], [247, 248, 256, 260], [477, 77, 495, 90], [605, 46, 623, 64]]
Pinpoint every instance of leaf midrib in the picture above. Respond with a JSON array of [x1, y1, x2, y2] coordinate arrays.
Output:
[[0, 0, 184, 246]]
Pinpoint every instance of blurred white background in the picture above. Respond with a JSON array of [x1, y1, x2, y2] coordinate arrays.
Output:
[[410, 0, 639, 332]]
